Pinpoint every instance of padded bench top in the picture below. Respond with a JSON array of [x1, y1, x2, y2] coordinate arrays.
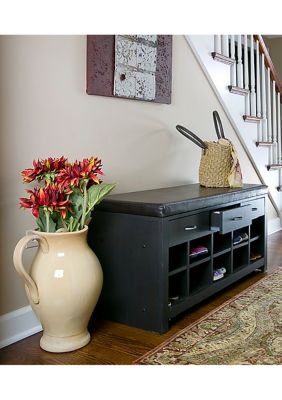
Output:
[[95, 183, 268, 217]]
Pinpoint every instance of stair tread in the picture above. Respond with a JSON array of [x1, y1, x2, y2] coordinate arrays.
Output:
[[211, 52, 236, 65], [267, 164, 282, 170], [243, 115, 263, 122], [256, 141, 273, 147], [228, 86, 250, 96]]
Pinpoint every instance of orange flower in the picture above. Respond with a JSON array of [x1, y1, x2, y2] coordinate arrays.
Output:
[[79, 157, 105, 186], [57, 157, 105, 189], [21, 157, 68, 183], [20, 184, 72, 219], [56, 163, 81, 189]]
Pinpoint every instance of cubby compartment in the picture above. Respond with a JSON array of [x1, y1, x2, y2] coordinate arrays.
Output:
[[213, 231, 232, 255], [189, 261, 211, 295], [213, 252, 231, 282], [168, 270, 188, 305], [250, 243, 263, 263], [189, 234, 211, 265], [250, 216, 264, 240], [233, 246, 249, 272], [232, 226, 250, 248], [169, 242, 188, 273], [250, 229, 264, 263]]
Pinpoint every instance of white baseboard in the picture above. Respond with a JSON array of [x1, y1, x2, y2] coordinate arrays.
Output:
[[0, 305, 42, 349], [268, 217, 282, 235]]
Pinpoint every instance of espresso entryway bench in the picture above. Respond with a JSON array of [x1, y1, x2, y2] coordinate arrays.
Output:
[[88, 184, 268, 333]]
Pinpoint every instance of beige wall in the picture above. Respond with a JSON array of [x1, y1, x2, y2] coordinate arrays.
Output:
[[0, 35, 263, 315]]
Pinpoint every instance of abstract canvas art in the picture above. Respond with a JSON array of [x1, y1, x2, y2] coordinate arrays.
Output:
[[87, 35, 172, 104]]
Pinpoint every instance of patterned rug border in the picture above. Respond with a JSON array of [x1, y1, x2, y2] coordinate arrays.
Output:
[[134, 267, 282, 365]]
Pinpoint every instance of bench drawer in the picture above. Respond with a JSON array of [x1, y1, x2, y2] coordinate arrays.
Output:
[[241, 198, 264, 220], [211, 204, 252, 234], [168, 212, 210, 246]]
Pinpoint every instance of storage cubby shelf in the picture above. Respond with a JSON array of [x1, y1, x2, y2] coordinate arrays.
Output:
[[233, 241, 249, 249], [212, 275, 229, 285], [168, 265, 187, 277], [250, 235, 260, 242], [233, 263, 250, 273], [213, 248, 231, 258], [189, 256, 211, 268]]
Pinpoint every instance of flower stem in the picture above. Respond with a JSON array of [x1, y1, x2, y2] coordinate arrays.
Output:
[[45, 210, 50, 233], [61, 216, 68, 232], [80, 181, 88, 230]]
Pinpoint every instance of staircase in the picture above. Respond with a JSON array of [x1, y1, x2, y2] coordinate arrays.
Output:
[[186, 35, 282, 230]]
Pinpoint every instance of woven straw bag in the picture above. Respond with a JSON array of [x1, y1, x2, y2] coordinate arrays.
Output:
[[199, 139, 233, 187], [176, 111, 243, 188]]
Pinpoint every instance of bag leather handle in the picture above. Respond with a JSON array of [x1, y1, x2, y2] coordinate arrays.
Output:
[[213, 111, 226, 140], [176, 125, 208, 150]]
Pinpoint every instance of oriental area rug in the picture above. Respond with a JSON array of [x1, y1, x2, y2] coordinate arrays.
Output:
[[135, 268, 282, 365]]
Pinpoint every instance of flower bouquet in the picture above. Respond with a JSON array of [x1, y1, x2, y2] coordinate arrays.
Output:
[[19, 156, 115, 232]]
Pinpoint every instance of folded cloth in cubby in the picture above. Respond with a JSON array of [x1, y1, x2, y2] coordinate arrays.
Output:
[[190, 246, 208, 258]]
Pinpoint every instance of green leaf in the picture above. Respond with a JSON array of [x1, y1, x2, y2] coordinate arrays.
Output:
[[36, 217, 45, 232], [35, 209, 59, 232], [36, 208, 47, 231], [48, 215, 57, 233], [87, 183, 116, 211], [69, 188, 83, 218], [68, 215, 74, 232]]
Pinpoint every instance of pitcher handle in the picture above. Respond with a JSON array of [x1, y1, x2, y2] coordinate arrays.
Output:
[[13, 234, 49, 304]]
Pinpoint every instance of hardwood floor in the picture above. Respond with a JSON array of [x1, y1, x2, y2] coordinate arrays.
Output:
[[1, 231, 281, 365]]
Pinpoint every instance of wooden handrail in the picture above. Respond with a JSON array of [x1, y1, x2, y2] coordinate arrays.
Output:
[[254, 34, 282, 102]]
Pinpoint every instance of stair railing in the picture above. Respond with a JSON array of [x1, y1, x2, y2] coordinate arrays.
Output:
[[212, 34, 282, 190]]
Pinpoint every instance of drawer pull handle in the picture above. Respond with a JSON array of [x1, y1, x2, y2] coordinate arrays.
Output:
[[184, 225, 197, 231], [252, 207, 258, 211], [231, 216, 243, 221]]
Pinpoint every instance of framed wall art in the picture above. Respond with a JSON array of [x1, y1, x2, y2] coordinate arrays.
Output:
[[86, 35, 172, 104]]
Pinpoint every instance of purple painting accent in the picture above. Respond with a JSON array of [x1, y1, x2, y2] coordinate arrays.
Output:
[[86, 35, 172, 104], [155, 35, 172, 104], [86, 35, 115, 97]]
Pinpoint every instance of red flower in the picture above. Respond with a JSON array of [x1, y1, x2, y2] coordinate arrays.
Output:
[[21, 157, 68, 183], [56, 163, 81, 189], [79, 157, 105, 186], [19, 184, 72, 219], [57, 157, 105, 190]]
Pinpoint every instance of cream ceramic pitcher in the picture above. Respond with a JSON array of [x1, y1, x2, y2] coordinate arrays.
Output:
[[13, 226, 103, 353]]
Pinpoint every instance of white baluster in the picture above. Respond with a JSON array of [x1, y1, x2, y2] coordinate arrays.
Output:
[[214, 35, 221, 53], [237, 35, 243, 88], [221, 35, 229, 57], [261, 53, 267, 141], [279, 170, 282, 188], [256, 41, 261, 118], [243, 35, 250, 115], [267, 68, 273, 153], [272, 81, 277, 164], [250, 37, 256, 116], [256, 40, 262, 141], [277, 93, 281, 164], [230, 35, 236, 86]]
